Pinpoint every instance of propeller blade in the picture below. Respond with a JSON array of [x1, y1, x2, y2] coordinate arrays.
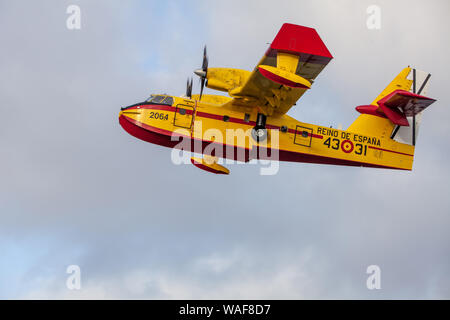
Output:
[[202, 46, 208, 71], [186, 78, 190, 97], [193, 45, 209, 101], [200, 77, 205, 101], [186, 77, 193, 98]]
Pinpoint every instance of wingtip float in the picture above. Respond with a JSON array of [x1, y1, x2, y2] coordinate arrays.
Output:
[[119, 23, 436, 174]]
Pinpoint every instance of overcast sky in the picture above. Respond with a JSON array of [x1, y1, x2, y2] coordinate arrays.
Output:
[[0, 0, 449, 299]]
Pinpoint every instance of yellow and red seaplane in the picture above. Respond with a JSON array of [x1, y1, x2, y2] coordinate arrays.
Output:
[[119, 23, 436, 174]]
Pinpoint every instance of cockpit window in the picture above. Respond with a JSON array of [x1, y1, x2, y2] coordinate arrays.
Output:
[[162, 96, 173, 106], [150, 95, 165, 103], [145, 95, 174, 105]]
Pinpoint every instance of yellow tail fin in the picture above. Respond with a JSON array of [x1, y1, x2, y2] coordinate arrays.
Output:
[[371, 67, 413, 104], [348, 67, 413, 137]]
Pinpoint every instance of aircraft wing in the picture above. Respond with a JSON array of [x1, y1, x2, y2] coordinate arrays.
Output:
[[226, 23, 333, 116]]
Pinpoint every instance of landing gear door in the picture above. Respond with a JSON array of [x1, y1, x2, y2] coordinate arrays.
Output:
[[174, 104, 194, 129], [294, 125, 313, 147]]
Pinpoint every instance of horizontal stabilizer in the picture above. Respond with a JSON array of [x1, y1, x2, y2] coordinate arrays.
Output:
[[377, 90, 436, 126]]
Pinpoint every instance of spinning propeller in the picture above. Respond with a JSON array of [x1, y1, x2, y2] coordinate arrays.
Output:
[[194, 46, 208, 101]]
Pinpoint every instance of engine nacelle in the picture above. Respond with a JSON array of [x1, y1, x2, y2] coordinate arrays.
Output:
[[206, 68, 251, 93]]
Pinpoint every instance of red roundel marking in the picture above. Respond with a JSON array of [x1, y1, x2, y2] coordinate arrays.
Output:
[[341, 140, 354, 153]]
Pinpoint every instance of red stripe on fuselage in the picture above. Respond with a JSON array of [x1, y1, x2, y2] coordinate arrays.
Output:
[[124, 105, 412, 158], [127, 105, 177, 112], [126, 104, 324, 139]]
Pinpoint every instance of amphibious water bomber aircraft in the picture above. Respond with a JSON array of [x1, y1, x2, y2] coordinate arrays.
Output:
[[119, 23, 436, 174]]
